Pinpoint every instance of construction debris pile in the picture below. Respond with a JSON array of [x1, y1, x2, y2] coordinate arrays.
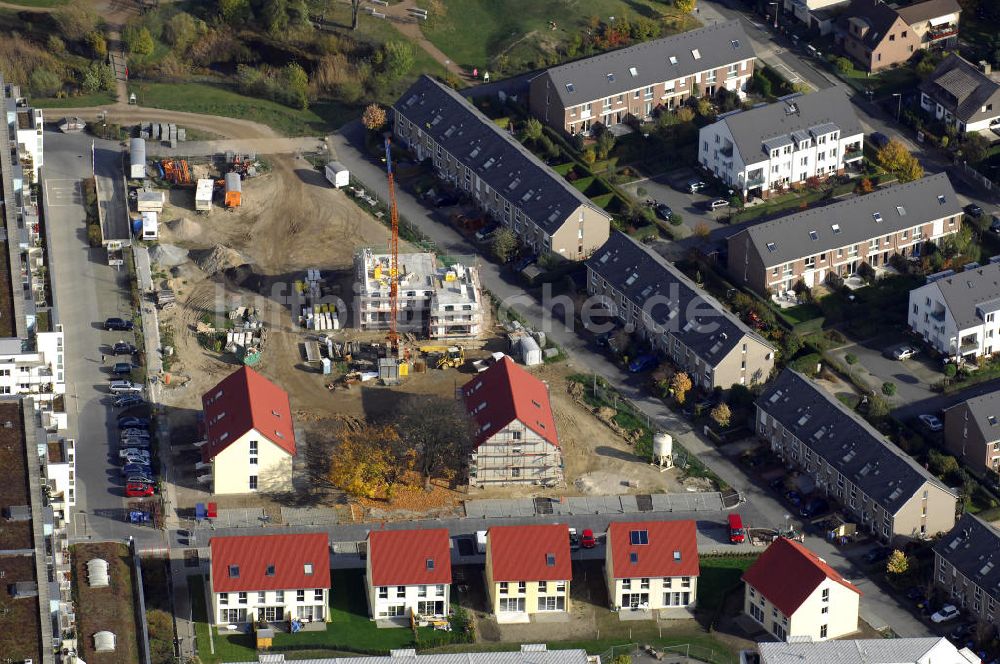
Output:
[[226, 306, 266, 366]]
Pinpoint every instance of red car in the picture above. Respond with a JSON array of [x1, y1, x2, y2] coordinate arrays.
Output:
[[125, 482, 154, 497], [580, 528, 597, 548]]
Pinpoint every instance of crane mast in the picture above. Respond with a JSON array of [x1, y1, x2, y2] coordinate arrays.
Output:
[[384, 136, 400, 347]]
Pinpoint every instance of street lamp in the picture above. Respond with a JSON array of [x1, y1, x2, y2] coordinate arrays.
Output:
[[769, 2, 779, 29], [892, 93, 902, 123]]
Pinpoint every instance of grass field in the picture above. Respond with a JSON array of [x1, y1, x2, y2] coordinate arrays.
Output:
[[779, 303, 824, 326], [416, 0, 698, 72], [0, 0, 67, 6], [697, 555, 757, 614]]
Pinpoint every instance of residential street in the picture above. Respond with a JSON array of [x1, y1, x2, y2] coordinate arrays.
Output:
[[329, 121, 933, 637]]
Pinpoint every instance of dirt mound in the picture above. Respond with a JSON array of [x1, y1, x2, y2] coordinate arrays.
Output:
[[149, 243, 189, 267], [191, 244, 252, 276], [224, 264, 265, 292], [167, 217, 203, 242]]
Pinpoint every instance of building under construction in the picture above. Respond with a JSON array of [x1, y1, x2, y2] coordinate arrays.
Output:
[[355, 248, 482, 339]]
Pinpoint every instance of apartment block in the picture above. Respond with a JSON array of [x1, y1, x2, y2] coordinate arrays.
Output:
[[920, 55, 1000, 135], [354, 248, 482, 339], [757, 369, 958, 542], [698, 88, 863, 200], [3, 85, 42, 183], [394, 75, 610, 260], [529, 21, 755, 135], [743, 537, 861, 642], [728, 173, 962, 296], [943, 389, 1000, 476], [934, 514, 1000, 630], [605, 521, 699, 616], [897, 0, 961, 49], [908, 261, 1000, 362], [587, 232, 775, 390], [365, 529, 451, 621]]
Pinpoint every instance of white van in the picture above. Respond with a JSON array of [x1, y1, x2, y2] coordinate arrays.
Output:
[[109, 380, 143, 393]]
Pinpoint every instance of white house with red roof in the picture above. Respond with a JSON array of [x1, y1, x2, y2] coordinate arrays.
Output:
[[461, 357, 562, 488], [209, 533, 330, 626], [605, 521, 699, 617], [199, 366, 296, 495], [364, 528, 452, 622], [485, 524, 572, 623], [742, 537, 861, 642]]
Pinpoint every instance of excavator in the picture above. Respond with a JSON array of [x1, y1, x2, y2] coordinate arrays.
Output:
[[418, 345, 465, 369]]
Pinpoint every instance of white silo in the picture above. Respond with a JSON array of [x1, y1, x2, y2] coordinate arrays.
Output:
[[653, 431, 673, 469]]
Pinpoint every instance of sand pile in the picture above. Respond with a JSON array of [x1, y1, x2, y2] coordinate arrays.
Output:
[[167, 217, 203, 242], [149, 243, 188, 267], [191, 244, 252, 275]]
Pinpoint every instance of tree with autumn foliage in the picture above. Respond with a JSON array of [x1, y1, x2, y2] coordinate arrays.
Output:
[[671, 372, 693, 405], [394, 395, 474, 490], [876, 139, 924, 183], [327, 423, 414, 499], [362, 103, 387, 132], [675, 0, 697, 12]]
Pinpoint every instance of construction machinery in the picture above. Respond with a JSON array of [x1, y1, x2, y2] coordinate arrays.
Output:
[[384, 136, 400, 348], [419, 345, 465, 369], [158, 159, 191, 185]]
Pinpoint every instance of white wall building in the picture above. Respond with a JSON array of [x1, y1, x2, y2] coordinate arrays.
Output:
[[604, 521, 699, 617], [0, 331, 66, 400], [4, 89, 43, 183], [365, 529, 451, 621], [699, 89, 863, 200], [920, 54, 1000, 135]]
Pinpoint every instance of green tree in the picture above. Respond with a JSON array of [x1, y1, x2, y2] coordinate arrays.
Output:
[[929, 449, 960, 476], [886, 549, 909, 575], [881, 381, 896, 396], [845, 353, 857, 364], [876, 139, 923, 182], [867, 393, 889, 418], [944, 363, 957, 378], [82, 62, 114, 93], [710, 403, 732, 428], [29, 69, 62, 98], [53, 5, 97, 41], [959, 133, 990, 164], [283, 62, 309, 109], [596, 131, 615, 160], [85, 31, 107, 58], [394, 395, 474, 489], [218, 0, 251, 23], [164, 12, 200, 51], [123, 25, 155, 56], [581, 146, 597, 165], [750, 69, 772, 98], [834, 56, 854, 74], [674, 0, 697, 12], [492, 228, 518, 263], [522, 117, 543, 143], [262, 0, 289, 34], [382, 41, 415, 80], [46, 34, 66, 54]]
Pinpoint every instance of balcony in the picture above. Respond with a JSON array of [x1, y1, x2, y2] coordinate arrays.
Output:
[[720, 144, 733, 158], [960, 337, 980, 352], [843, 146, 863, 161], [580, 109, 592, 120], [928, 25, 958, 42], [930, 309, 946, 323]]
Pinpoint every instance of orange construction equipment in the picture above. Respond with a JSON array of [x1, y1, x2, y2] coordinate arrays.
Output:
[[383, 137, 399, 348], [224, 172, 242, 208]]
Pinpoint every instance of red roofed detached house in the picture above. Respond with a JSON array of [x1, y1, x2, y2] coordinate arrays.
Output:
[[461, 357, 562, 488], [209, 533, 330, 626], [742, 537, 861, 642], [485, 524, 571, 623], [365, 528, 452, 623], [604, 521, 699, 617], [199, 367, 296, 495]]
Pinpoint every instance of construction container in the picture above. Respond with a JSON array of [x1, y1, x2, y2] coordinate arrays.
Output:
[[325, 161, 349, 188], [129, 138, 146, 179], [136, 190, 164, 213], [224, 172, 242, 208], [195, 178, 214, 212], [140, 211, 158, 240]]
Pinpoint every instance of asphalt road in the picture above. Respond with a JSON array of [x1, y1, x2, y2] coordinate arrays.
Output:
[[44, 131, 147, 543]]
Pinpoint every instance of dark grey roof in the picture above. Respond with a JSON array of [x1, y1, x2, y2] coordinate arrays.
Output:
[[920, 54, 1000, 123], [839, 0, 904, 49], [719, 88, 862, 164], [928, 261, 1000, 329], [394, 76, 606, 235], [734, 173, 960, 268], [3, 505, 30, 521], [945, 388, 1000, 443], [758, 369, 953, 515], [233, 646, 592, 664], [588, 232, 773, 366], [759, 638, 956, 664], [538, 21, 755, 108], [934, 514, 1000, 603], [897, 0, 961, 25]]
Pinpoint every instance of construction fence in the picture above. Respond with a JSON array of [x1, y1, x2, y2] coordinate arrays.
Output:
[[596, 642, 737, 664]]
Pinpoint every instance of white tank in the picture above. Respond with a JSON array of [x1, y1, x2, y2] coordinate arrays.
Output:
[[653, 432, 673, 457]]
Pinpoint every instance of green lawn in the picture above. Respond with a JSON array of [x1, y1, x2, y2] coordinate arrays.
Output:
[[778, 303, 824, 326], [697, 555, 757, 614], [832, 62, 919, 97], [731, 187, 830, 224], [0, 0, 67, 6], [30, 93, 117, 109], [128, 82, 353, 137], [415, 0, 698, 72]]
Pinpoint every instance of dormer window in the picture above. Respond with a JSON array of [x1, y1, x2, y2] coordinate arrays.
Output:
[[669, 56, 678, 65], [565, 83, 575, 93], [691, 49, 701, 60], [606, 73, 615, 82], [629, 67, 638, 77]]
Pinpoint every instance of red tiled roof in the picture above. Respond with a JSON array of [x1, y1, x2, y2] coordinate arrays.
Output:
[[607, 521, 699, 579], [742, 537, 860, 616], [210, 533, 329, 593], [368, 528, 452, 586], [201, 366, 295, 462], [461, 356, 558, 449], [488, 524, 571, 582]]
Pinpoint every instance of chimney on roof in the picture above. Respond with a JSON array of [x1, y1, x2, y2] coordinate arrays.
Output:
[[980, 61, 993, 76]]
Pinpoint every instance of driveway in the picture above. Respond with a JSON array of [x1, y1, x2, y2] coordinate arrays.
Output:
[[827, 333, 942, 407], [621, 169, 729, 235]]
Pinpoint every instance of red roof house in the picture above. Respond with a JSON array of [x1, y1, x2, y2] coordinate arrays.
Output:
[[367, 528, 452, 586], [607, 521, 699, 579], [742, 537, 862, 640], [210, 533, 329, 593], [462, 356, 558, 448], [487, 524, 571, 582], [201, 366, 295, 462]]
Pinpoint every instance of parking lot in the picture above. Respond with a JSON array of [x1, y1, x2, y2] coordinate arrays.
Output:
[[826, 333, 944, 408]]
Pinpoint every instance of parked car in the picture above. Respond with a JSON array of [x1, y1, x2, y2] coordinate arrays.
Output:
[[122, 454, 151, 466], [120, 438, 151, 449], [114, 394, 144, 409], [701, 199, 729, 211], [799, 497, 830, 518], [119, 449, 150, 461], [918, 414, 943, 432], [686, 180, 706, 193], [863, 546, 892, 564], [120, 428, 151, 439], [950, 623, 974, 642], [870, 132, 890, 148], [474, 223, 499, 242], [111, 362, 134, 376], [628, 353, 659, 373], [125, 482, 154, 498], [964, 203, 984, 219], [784, 490, 803, 507], [112, 342, 137, 355], [109, 380, 142, 393], [655, 203, 673, 220], [892, 345, 918, 360], [125, 474, 154, 485], [433, 192, 459, 208], [513, 254, 537, 272], [905, 586, 926, 602], [580, 529, 597, 548], [118, 416, 150, 429], [990, 216, 1000, 235], [104, 317, 134, 331], [568, 528, 580, 550], [931, 604, 960, 623], [121, 463, 152, 476]]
